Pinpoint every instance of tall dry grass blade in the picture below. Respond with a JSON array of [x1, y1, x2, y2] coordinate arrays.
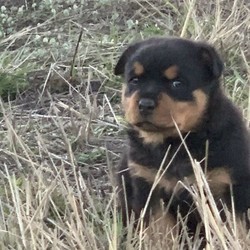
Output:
[[180, 0, 196, 38]]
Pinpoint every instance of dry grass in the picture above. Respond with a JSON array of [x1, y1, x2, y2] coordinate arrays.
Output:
[[0, 0, 249, 249]]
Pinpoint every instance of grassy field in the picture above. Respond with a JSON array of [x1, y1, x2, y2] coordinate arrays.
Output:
[[0, 0, 249, 249]]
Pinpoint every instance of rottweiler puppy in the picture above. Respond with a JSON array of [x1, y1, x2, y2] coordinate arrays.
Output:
[[114, 37, 250, 241]]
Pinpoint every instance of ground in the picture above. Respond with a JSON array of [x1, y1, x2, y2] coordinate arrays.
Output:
[[0, 0, 249, 249]]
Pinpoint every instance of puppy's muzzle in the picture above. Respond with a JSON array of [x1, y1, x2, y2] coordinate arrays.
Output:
[[139, 98, 156, 116]]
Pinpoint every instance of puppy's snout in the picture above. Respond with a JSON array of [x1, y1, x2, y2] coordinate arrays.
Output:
[[139, 98, 156, 115]]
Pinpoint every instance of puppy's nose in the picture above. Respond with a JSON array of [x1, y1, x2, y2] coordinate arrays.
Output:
[[139, 98, 156, 114]]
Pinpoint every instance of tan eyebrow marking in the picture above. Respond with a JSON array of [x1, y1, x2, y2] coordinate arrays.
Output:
[[133, 61, 144, 76], [164, 65, 179, 79]]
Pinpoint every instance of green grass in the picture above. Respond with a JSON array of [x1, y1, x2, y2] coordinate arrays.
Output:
[[0, 0, 249, 249]]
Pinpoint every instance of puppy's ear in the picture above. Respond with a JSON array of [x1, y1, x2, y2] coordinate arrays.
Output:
[[114, 37, 163, 76], [198, 43, 224, 79], [114, 42, 142, 76]]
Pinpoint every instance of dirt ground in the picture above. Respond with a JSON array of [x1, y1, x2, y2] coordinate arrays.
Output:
[[0, 0, 249, 249]]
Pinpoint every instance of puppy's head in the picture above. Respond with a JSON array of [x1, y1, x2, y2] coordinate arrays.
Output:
[[115, 37, 223, 142]]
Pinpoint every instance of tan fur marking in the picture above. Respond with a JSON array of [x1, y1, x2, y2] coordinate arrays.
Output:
[[207, 167, 232, 197], [128, 161, 178, 192], [128, 162, 231, 198], [207, 167, 232, 185], [153, 89, 208, 132], [136, 89, 207, 144], [150, 207, 177, 233], [138, 130, 166, 144], [128, 161, 229, 196], [122, 87, 140, 124], [140, 200, 178, 247], [164, 65, 179, 79], [145, 206, 177, 246], [175, 167, 232, 197], [133, 61, 144, 76], [138, 128, 179, 145]]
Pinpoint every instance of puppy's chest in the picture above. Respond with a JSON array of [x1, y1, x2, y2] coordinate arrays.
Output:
[[128, 139, 205, 180]]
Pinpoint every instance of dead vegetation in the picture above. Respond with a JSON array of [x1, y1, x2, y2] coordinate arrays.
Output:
[[0, 0, 249, 249]]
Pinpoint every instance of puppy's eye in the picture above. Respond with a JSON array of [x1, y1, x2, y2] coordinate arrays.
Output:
[[171, 80, 182, 88], [129, 77, 139, 85]]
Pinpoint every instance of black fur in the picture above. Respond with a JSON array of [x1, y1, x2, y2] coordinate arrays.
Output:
[[115, 37, 250, 241]]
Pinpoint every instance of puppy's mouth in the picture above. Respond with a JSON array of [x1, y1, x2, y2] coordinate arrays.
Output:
[[135, 121, 176, 132]]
